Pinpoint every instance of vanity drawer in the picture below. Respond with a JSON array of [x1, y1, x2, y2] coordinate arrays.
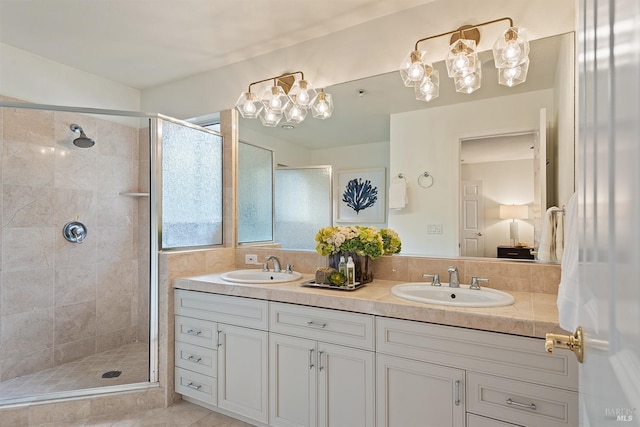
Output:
[[467, 372, 578, 427], [175, 289, 268, 330], [467, 413, 522, 427], [270, 302, 374, 350], [175, 367, 217, 405], [376, 317, 577, 390], [175, 341, 217, 377], [175, 315, 217, 349]]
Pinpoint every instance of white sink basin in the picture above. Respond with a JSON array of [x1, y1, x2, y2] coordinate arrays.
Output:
[[220, 269, 302, 284], [390, 283, 514, 307]]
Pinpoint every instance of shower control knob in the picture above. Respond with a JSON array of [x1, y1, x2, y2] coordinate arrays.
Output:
[[63, 221, 87, 244]]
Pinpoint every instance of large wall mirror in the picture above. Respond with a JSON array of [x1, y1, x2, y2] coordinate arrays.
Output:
[[238, 32, 575, 262]]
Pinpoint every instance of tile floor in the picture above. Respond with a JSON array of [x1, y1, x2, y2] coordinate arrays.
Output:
[[32, 400, 252, 427], [0, 343, 149, 401]]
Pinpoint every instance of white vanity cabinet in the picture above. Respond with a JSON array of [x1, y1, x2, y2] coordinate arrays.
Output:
[[269, 302, 375, 427], [376, 317, 579, 427], [174, 289, 269, 425]]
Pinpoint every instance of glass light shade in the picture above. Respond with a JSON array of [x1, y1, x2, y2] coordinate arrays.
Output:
[[399, 50, 428, 87], [445, 39, 477, 77], [288, 80, 317, 109], [454, 62, 482, 94], [311, 90, 334, 119], [284, 95, 307, 124], [492, 27, 529, 68], [235, 92, 264, 119], [498, 57, 530, 87], [260, 108, 283, 127], [414, 67, 440, 102], [260, 85, 290, 114]]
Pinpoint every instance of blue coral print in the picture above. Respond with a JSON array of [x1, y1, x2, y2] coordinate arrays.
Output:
[[342, 178, 378, 214]]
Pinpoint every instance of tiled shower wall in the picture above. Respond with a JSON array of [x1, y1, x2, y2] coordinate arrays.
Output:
[[0, 98, 149, 382]]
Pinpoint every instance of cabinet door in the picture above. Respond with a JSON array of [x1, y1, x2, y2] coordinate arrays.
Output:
[[377, 353, 465, 427], [217, 324, 268, 424], [317, 342, 375, 427], [270, 333, 317, 427]]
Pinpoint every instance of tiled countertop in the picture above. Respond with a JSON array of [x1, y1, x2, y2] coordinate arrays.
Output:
[[173, 273, 565, 339]]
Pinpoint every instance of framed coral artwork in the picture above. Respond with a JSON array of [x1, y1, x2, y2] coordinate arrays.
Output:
[[335, 167, 386, 223]]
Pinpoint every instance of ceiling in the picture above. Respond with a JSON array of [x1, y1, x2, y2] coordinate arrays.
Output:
[[0, 0, 435, 89]]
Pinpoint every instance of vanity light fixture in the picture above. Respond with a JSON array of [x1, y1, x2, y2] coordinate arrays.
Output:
[[235, 71, 333, 127], [399, 17, 530, 102]]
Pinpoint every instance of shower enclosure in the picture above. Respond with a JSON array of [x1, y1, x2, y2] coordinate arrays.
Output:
[[0, 99, 169, 405]]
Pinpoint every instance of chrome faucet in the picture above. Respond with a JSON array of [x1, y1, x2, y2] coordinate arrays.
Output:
[[263, 255, 281, 272], [448, 266, 460, 288], [470, 277, 489, 290]]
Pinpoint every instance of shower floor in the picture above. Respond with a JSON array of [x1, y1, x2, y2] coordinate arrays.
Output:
[[0, 342, 148, 401]]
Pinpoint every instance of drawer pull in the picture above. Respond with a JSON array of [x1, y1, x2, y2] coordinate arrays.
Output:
[[307, 321, 327, 329], [187, 355, 202, 363], [318, 351, 325, 371], [186, 329, 202, 336], [309, 349, 315, 369], [187, 382, 202, 390], [217, 330, 222, 347], [506, 398, 537, 411], [454, 380, 461, 406]]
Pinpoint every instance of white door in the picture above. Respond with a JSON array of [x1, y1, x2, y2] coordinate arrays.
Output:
[[460, 180, 484, 257], [576, 1, 640, 425], [533, 108, 548, 251], [269, 333, 317, 427], [317, 342, 375, 427], [217, 323, 269, 424]]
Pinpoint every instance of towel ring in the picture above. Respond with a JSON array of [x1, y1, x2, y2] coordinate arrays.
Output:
[[418, 171, 434, 188]]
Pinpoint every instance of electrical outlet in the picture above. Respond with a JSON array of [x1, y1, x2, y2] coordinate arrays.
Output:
[[245, 254, 258, 264], [427, 224, 444, 234]]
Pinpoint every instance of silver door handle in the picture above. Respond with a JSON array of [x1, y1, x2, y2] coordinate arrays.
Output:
[[309, 348, 315, 369], [318, 351, 325, 371]]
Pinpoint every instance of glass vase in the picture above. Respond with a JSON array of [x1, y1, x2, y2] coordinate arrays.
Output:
[[327, 252, 374, 284]]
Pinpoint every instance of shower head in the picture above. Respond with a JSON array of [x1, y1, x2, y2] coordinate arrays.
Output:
[[70, 123, 95, 148]]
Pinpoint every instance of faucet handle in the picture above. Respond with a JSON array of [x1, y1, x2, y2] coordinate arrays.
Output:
[[470, 277, 489, 290], [285, 264, 294, 274], [262, 262, 269, 272], [422, 273, 441, 286]]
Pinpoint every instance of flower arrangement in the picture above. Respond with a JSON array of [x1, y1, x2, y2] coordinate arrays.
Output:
[[315, 226, 401, 259]]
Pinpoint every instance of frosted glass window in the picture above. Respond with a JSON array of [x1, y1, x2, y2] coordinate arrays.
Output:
[[275, 166, 332, 250], [161, 119, 223, 249], [238, 142, 274, 243]]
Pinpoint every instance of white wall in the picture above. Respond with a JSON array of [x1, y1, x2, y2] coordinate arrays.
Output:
[[462, 159, 535, 257], [388, 89, 554, 256], [239, 126, 312, 166], [553, 32, 577, 207], [140, 0, 575, 119], [0, 43, 140, 112]]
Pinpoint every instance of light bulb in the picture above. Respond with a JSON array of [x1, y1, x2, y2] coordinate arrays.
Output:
[[502, 41, 522, 64], [462, 73, 477, 87], [243, 102, 256, 115], [504, 66, 521, 80], [419, 78, 435, 95], [270, 97, 282, 109], [407, 62, 425, 81], [317, 101, 328, 114], [297, 91, 310, 105], [453, 54, 470, 73]]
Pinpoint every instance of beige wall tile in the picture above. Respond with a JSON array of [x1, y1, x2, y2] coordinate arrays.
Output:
[[1, 269, 53, 316], [53, 145, 97, 191], [0, 348, 53, 382], [3, 185, 54, 227], [54, 266, 96, 307], [54, 301, 96, 344], [53, 337, 96, 365], [54, 188, 97, 229], [28, 399, 91, 425], [96, 120, 137, 159], [3, 142, 55, 187], [0, 308, 54, 360], [0, 405, 29, 427], [3, 227, 55, 272], [3, 108, 54, 146]]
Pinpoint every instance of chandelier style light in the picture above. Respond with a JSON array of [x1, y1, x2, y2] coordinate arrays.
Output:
[[235, 71, 333, 128], [399, 17, 529, 102]]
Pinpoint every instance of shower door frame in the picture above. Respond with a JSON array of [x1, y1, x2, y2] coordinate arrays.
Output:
[[0, 100, 160, 403]]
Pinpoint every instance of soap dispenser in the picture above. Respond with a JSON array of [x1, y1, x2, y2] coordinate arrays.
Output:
[[346, 256, 355, 288], [338, 256, 347, 277]]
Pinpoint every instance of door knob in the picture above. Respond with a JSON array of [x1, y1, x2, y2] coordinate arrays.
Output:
[[475, 232, 483, 236], [545, 326, 583, 363]]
